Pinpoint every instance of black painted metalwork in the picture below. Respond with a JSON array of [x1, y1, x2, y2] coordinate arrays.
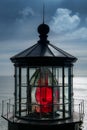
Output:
[[10, 23, 78, 122]]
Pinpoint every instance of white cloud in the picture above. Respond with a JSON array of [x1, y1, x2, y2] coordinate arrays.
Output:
[[61, 27, 87, 42], [16, 7, 34, 23], [49, 26, 87, 44], [20, 7, 34, 17], [50, 8, 80, 34]]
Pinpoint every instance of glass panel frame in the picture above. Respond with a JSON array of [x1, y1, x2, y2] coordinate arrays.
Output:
[[15, 65, 72, 120]]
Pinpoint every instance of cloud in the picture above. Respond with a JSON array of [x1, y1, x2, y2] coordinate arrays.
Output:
[[50, 8, 80, 34], [16, 7, 34, 23], [20, 7, 34, 17], [49, 26, 87, 46], [65, 27, 87, 41]]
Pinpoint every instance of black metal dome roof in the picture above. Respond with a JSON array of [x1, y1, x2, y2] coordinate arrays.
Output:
[[10, 23, 77, 66]]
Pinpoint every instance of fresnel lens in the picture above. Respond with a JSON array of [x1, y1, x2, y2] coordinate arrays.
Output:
[[30, 67, 59, 115]]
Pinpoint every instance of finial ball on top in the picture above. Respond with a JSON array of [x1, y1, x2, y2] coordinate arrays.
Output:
[[38, 23, 50, 35]]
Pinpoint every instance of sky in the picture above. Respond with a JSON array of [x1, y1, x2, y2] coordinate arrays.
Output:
[[0, 0, 87, 76]]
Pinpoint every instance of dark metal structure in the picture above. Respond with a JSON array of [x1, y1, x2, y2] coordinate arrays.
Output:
[[1, 23, 84, 130]]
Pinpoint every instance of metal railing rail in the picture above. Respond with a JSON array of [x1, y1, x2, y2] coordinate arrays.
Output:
[[73, 98, 84, 121], [1, 98, 84, 122], [1, 98, 15, 122]]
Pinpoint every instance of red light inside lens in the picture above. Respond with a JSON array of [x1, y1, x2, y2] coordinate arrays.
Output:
[[36, 86, 52, 113], [35, 73, 59, 113]]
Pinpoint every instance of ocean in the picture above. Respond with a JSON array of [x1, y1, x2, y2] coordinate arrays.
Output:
[[0, 76, 87, 130]]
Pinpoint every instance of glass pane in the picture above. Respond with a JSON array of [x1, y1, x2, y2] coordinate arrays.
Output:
[[16, 67, 19, 85], [64, 87, 69, 102], [16, 102, 19, 116], [53, 68, 59, 85], [54, 104, 63, 119], [58, 68, 62, 86], [21, 87, 27, 99], [21, 68, 27, 116], [17, 85, 19, 100], [65, 67, 68, 85], [29, 68, 39, 86], [31, 86, 37, 104], [53, 87, 59, 111], [59, 87, 63, 104], [21, 68, 27, 86], [65, 103, 69, 118], [30, 67, 53, 86]]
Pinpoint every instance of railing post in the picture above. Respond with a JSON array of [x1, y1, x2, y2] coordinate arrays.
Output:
[[2, 100, 4, 116], [79, 103, 81, 120], [7, 103, 9, 119], [73, 98, 74, 112], [13, 105, 15, 122], [81, 100, 84, 121], [83, 100, 84, 115], [9, 99, 11, 113], [81, 101, 82, 115]]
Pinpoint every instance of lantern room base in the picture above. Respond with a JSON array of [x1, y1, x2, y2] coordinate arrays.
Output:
[[2, 111, 83, 130], [8, 121, 82, 130]]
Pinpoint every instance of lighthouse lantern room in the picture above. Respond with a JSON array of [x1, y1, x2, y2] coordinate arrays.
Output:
[[1, 23, 84, 130]]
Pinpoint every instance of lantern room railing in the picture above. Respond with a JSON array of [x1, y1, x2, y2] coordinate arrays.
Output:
[[1, 98, 84, 122]]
